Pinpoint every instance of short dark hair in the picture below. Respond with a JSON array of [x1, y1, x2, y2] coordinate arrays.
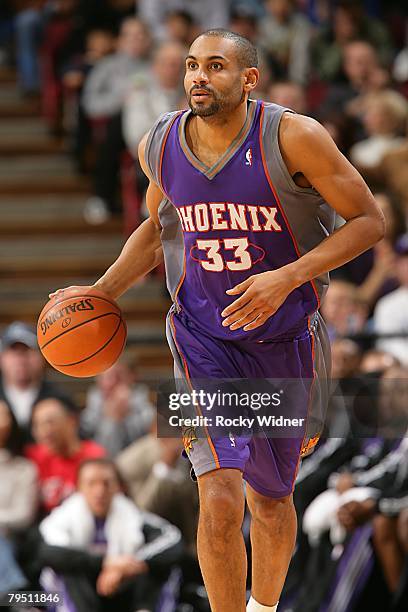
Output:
[[198, 28, 258, 69], [0, 396, 23, 456], [77, 457, 121, 484], [32, 393, 80, 417]]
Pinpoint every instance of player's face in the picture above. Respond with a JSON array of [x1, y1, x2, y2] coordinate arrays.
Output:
[[185, 36, 248, 118]]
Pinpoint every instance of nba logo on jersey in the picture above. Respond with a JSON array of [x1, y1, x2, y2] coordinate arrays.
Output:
[[245, 147, 253, 166]]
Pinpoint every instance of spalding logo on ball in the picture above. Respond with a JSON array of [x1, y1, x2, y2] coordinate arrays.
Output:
[[37, 287, 127, 377]]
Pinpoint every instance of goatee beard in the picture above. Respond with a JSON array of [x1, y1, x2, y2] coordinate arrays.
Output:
[[189, 100, 221, 116]]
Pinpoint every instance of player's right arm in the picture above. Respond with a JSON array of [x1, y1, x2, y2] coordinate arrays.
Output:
[[50, 133, 165, 301]]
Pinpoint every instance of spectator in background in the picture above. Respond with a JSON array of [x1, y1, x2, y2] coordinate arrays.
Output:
[[39, 458, 182, 612], [322, 40, 388, 132], [359, 349, 400, 377], [349, 90, 407, 175], [321, 279, 368, 340], [14, 0, 49, 95], [333, 192, 405, 309], [229, 5, 259, 44], [82, 17, 151, 223], [268, 80, 308, 114], [374, 233, 408, 365], [311, 0, 391, 83], [62, 28, 115, 173], [163, 9, 197, 46], [138, 0, 230, 41], [382, 138, 408, 220], [81, 359, 154, 457], [26, 394, 105, 513], [123, 41, 185, 153], [116, 432, 199, 555], [0, 399, 38, 594], [82, 17, 151, 119], [258, 0, 312, 84], [0, 322, 58, 433]]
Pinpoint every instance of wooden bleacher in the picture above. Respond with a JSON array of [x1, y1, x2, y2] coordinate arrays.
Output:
[[0, 69, 173, 398]]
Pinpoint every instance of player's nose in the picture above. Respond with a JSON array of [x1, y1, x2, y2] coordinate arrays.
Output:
[[193, 68, 209, 84]]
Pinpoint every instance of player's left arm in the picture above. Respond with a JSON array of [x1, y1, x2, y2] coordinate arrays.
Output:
[[222, 114, 385, 331]]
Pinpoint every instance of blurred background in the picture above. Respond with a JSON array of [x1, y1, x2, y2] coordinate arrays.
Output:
[[0, 1, 407, 611]]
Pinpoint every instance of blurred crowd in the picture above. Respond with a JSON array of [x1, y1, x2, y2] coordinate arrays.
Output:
[[0, 1, 408, 611]]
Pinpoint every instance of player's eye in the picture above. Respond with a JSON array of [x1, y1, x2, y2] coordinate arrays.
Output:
[[187, 61, 198, 70], [210, 63, 222, 70]]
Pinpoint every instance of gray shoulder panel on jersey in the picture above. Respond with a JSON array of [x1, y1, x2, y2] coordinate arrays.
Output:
[[144, 110, 181, 188], [261, 103, 335, 304], [144, 111, 185, 304], [158, 199, 184, 303]]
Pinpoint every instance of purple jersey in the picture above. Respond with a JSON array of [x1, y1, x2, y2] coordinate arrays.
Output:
[[146, 100, 335, 342]]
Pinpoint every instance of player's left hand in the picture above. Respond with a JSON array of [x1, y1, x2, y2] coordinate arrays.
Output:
[[221, 270, 297, 331]]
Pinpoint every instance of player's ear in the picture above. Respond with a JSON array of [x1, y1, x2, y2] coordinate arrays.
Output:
[[243, 67, 259, 92]]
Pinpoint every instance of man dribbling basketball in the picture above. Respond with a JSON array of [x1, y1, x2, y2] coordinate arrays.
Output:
[[52, 30, 384, 612]]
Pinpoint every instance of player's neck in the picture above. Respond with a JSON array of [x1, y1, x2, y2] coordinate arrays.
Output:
[[191, 101, 249, 154]]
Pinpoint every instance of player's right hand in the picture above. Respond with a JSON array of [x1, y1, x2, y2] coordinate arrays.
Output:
[[48, 285, 93, 299]]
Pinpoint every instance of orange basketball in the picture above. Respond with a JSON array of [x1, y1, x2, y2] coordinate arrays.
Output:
[[37, 287, 127, 377]]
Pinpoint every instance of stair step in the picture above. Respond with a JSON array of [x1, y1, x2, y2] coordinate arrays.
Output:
[[0, 175, 90, 195], [0, 154, 76, 178], [0, 277, 170, 321], [0, 235, 123, 279], [0, 194, 124, 235], [0, 195, 86, 218], [0, 67, 17, 83], [0, 218, 123, 237], [0, 118, 63, 156]]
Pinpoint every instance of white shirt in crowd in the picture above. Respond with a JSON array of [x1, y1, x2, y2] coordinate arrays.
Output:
[[374, 286, 408, 364]]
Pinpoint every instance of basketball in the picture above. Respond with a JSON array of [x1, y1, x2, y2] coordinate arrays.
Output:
[[37, 287, 127, 377]]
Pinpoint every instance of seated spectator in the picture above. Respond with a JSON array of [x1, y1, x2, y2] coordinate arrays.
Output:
[[229, 4, 260, 45], [320, 279, 368, 340], [0, 322, 59, 433], [162, 9, 197, 46], [267, 80, 308, 114], [14, 0, 49, 95], [291, 369, 406, 611], [322, 40, 389, 136], [25, 394, 105, 513], [123, 40, 185, 153], [359, 349, 400, 377], [374, 233, 408, 365], [372, 475, 408, 606], [116, 432, 199, 555], [311, 0, 392, 83], [0, 398, 38, 594], [257, 0, 312, 84], [349, 90, 407, 175], [138, 0, 229, 41], [381, 139, 408, 217], [333, 192, 406, 308], [80, 359, 154, 457], [82, 17, 151, 223], [62, 28, 115, 173], [38, 458, 182, 612]]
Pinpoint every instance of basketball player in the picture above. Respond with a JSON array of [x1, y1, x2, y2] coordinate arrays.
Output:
[[52, 30, 384, 612]]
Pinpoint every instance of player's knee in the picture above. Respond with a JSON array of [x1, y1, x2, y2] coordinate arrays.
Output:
[[397, 509, 408, 552], [199, 472, 244, 538], [373, 514, 395, 547], [248, 491, 294, 526]]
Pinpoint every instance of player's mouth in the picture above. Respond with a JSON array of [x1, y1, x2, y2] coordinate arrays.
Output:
[[191, 89, 212, 100]]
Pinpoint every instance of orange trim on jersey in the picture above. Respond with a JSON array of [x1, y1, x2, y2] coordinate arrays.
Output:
[[169, 312, 221, 470], [290, 317, 318, 492], [173, 243, 187, 309], [258, 104, 321, 310]]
